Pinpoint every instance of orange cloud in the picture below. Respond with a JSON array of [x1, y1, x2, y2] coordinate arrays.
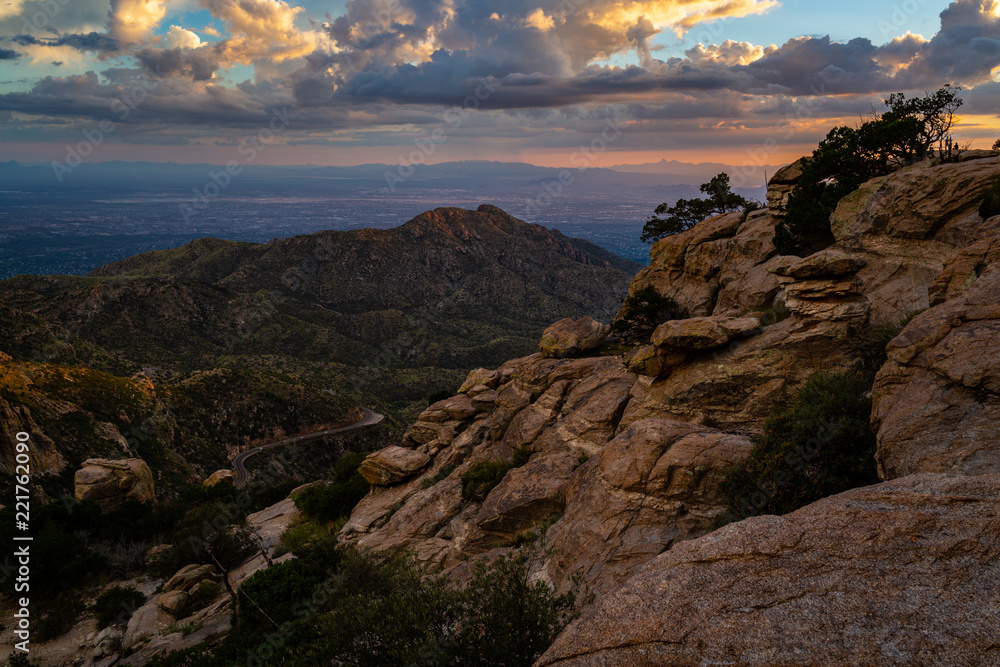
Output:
[[108, 0, 168, 43], [200, 0, 317, 65]]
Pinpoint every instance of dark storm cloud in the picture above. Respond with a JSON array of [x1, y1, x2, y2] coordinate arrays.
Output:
[[7, 32, 120, 53], [135, 46, 221, 81], [0, 48, 20, 60]]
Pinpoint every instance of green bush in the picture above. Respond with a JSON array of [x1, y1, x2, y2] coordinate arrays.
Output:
[[448, 551, 581, 665], [239, 558, 328, 633], [151, 501, 256, 578], [462, 459, 513, 501], [292, 452, 370, 523], [719, 372, 879, 519], [611, 286, 681, 344], [275, 519, 326, 557], [95, 586, 147, 628], [5, 653, 39, 667]]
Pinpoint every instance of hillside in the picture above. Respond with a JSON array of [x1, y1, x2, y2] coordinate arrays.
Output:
[[0, 206, 637, 500], [3, 205, 636, 374]]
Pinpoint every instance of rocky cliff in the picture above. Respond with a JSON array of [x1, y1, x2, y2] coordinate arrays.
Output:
[[341, 151, 1000, 664]]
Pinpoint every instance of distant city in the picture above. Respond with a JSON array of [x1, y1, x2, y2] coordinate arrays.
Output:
[[0, 160, 770, 278]]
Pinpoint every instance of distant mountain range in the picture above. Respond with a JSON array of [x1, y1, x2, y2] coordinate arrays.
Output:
[[0, 158, 778, 190]]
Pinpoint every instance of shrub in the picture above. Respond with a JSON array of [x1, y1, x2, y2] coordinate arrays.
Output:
[[95, 586, 147, 628], [642, 173, 760, 243], [275, 519, 326, 557], [152, 502, 256, 577], [292, 452, 370, 523], [611, 286, 681, 344], [428, 389, 453, 405], [981, 177, 1000, 219], [36, 597, 86, 641], [462, 460, 513, 501], [719, 372, 879, 519], [239, 559, 327, 634], [144, 542, 583, 667], [776, 86, 963, 255], [448, 551, 581, 666], [6, 653, 39, 667]]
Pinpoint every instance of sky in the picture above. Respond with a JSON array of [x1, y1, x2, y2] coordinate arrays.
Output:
[[1, 0, 999, 168]]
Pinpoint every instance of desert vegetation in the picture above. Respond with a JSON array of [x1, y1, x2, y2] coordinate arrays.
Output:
[[775, 86, 963, 255]]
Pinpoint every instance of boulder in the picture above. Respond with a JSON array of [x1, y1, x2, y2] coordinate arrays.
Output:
[[626, 211, 744, 317], [538, 317, 610, 358], [74, 458, 155, 512], [651, 315, 761, 351], [872, 263, 1000, 479], [163, 564, 218, 593], [458, 368, 500, 393], [246, 496, 301, 559], [470, 390, 497, 411], [765, 158, 806, 212], [123, 602, 174, 651], [157, 590, 189, 616], [202, 469, 235, 488], [476, 451, 577, 535], [359, 446, 431, 486], [419, 394, 479, 422], [773, 249, 867, 279], [539, 473, 1000, 666]]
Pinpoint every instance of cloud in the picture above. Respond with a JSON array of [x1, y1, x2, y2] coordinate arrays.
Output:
[[108, 0, 168, 43], [0, 0, 25, 20], [200, 0, 317, 65], [7, 32, 120, 53], [3, 0, 1000, 157], [164, 25, 202, 50], [136, 45, 221, 80], [0, 47, 20, 59]]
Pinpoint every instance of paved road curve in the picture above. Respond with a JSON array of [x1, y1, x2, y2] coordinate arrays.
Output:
[[232, 407, 383, 489]]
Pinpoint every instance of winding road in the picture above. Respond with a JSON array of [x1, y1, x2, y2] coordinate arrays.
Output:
[[232, 407, 383, 489]]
